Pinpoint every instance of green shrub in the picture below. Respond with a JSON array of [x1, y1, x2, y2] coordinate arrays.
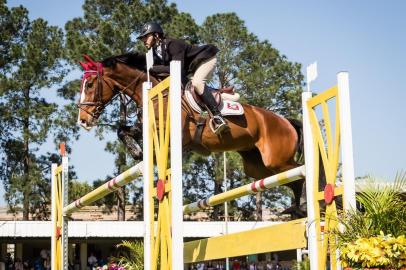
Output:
[[112, 240, 144, 270], [333, 172, 406, 269]]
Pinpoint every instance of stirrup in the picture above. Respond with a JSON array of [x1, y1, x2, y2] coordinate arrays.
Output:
[[209, 115, 229, 135]]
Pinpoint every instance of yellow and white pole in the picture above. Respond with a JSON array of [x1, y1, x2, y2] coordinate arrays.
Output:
[[223, 152, 229, 270], [51, 162, 60, 269], [146, 49, 154, 83], [303, 62, 319, 270], [51, 144, 69, 270], [170, 61, 183, 270], [302, 89, 318, 270], [143, 80, 153, 270], [61, 149, 69, 270], [183, 166, 305, 214], [337, 72, 356, 211], [143, 61, 182, 270], [63, 162, 143, 215]]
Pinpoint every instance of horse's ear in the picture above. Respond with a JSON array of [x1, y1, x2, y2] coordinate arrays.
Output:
[[83, 54, 100, 70], [79, 61, 89, 70], [83, 54, 96, 64]]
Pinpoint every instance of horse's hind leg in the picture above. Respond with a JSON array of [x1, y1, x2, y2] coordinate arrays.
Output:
[[239, 148, 307, 218], [282, 180, 306, 218], [117, 123, 143, 160], [238, 149, 275, 180]]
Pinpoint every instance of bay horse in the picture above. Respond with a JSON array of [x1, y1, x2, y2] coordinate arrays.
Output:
[[77, 53, 306, 217]]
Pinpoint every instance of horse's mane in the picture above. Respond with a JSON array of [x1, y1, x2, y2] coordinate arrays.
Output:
[[102, 52, 147, 71]]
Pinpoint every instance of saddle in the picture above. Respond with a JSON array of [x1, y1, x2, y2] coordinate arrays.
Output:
[[184, 82, 244, 116], [154, 73, 243, 116], [185, 82, 236, 109]]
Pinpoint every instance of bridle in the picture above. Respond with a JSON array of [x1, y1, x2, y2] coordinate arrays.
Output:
[[77, 62, 144, 120], [77, 62, 106, 119]]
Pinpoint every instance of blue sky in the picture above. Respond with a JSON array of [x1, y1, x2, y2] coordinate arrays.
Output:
[[3, 0, 406, 204]]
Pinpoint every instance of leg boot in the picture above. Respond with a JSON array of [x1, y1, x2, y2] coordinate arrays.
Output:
[[199, 85, 229, 134]]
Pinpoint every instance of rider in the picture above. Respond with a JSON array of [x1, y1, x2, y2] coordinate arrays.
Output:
[[137, 21, 229, 134]]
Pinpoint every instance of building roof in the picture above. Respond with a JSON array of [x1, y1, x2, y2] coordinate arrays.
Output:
[[0, 220, 281, 238]]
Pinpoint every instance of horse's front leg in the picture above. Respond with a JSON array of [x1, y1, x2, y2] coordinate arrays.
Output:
[[117, 123, 143, 160]]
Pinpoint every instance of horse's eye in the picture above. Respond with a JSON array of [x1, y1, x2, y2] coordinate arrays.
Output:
[[86, 81, 94, 88]]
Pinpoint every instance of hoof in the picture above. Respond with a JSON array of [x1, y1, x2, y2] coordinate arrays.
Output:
[[281, 205, 306, 219]]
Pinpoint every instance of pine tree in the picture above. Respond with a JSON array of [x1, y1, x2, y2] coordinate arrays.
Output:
[[0, 2, 67, 220], [61, 3, 305, 220], [194, 13, 304, 220], [63, 0, 198, 219]]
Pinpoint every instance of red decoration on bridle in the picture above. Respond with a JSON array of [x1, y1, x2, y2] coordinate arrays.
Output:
[[80, 54, 103, 93], [77, 54, 105, 119], [80, 54, 102, 71]]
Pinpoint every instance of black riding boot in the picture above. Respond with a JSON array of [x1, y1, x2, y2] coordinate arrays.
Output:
[[199, 85, 229, 134]]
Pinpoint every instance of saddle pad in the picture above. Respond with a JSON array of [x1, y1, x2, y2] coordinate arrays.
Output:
[[185, 90, 244, 116], [220, 100, 244, 115]]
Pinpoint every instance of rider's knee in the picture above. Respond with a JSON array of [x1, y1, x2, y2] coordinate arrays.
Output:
[[191, 79, 205, 95]]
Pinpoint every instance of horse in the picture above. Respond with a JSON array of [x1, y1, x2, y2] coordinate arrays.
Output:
[[77, 53, 306, 217]]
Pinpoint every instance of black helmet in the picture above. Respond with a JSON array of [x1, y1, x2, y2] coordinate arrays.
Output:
[[137, 22, 164, 39]]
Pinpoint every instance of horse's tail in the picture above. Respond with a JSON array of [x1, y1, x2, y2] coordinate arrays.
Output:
[[287, 118, 326, 183], [287, 118, 304, 165], [284, 118, 328, 218]]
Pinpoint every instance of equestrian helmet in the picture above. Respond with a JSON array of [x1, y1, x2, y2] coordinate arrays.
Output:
[[137, 22, 164, 39]]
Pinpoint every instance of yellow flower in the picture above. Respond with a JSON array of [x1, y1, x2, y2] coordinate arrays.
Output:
[[339, 234, 406, 268]]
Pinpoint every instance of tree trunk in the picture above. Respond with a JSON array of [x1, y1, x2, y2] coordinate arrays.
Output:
[[22, 88, 30, 220], [117, 100, 127, 221], [211, 153, 224, 221], [212, 180, 222, 221], [255, 192, 262, 221], [117, 187, 126, 221], [22, 137, 30, 220]]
